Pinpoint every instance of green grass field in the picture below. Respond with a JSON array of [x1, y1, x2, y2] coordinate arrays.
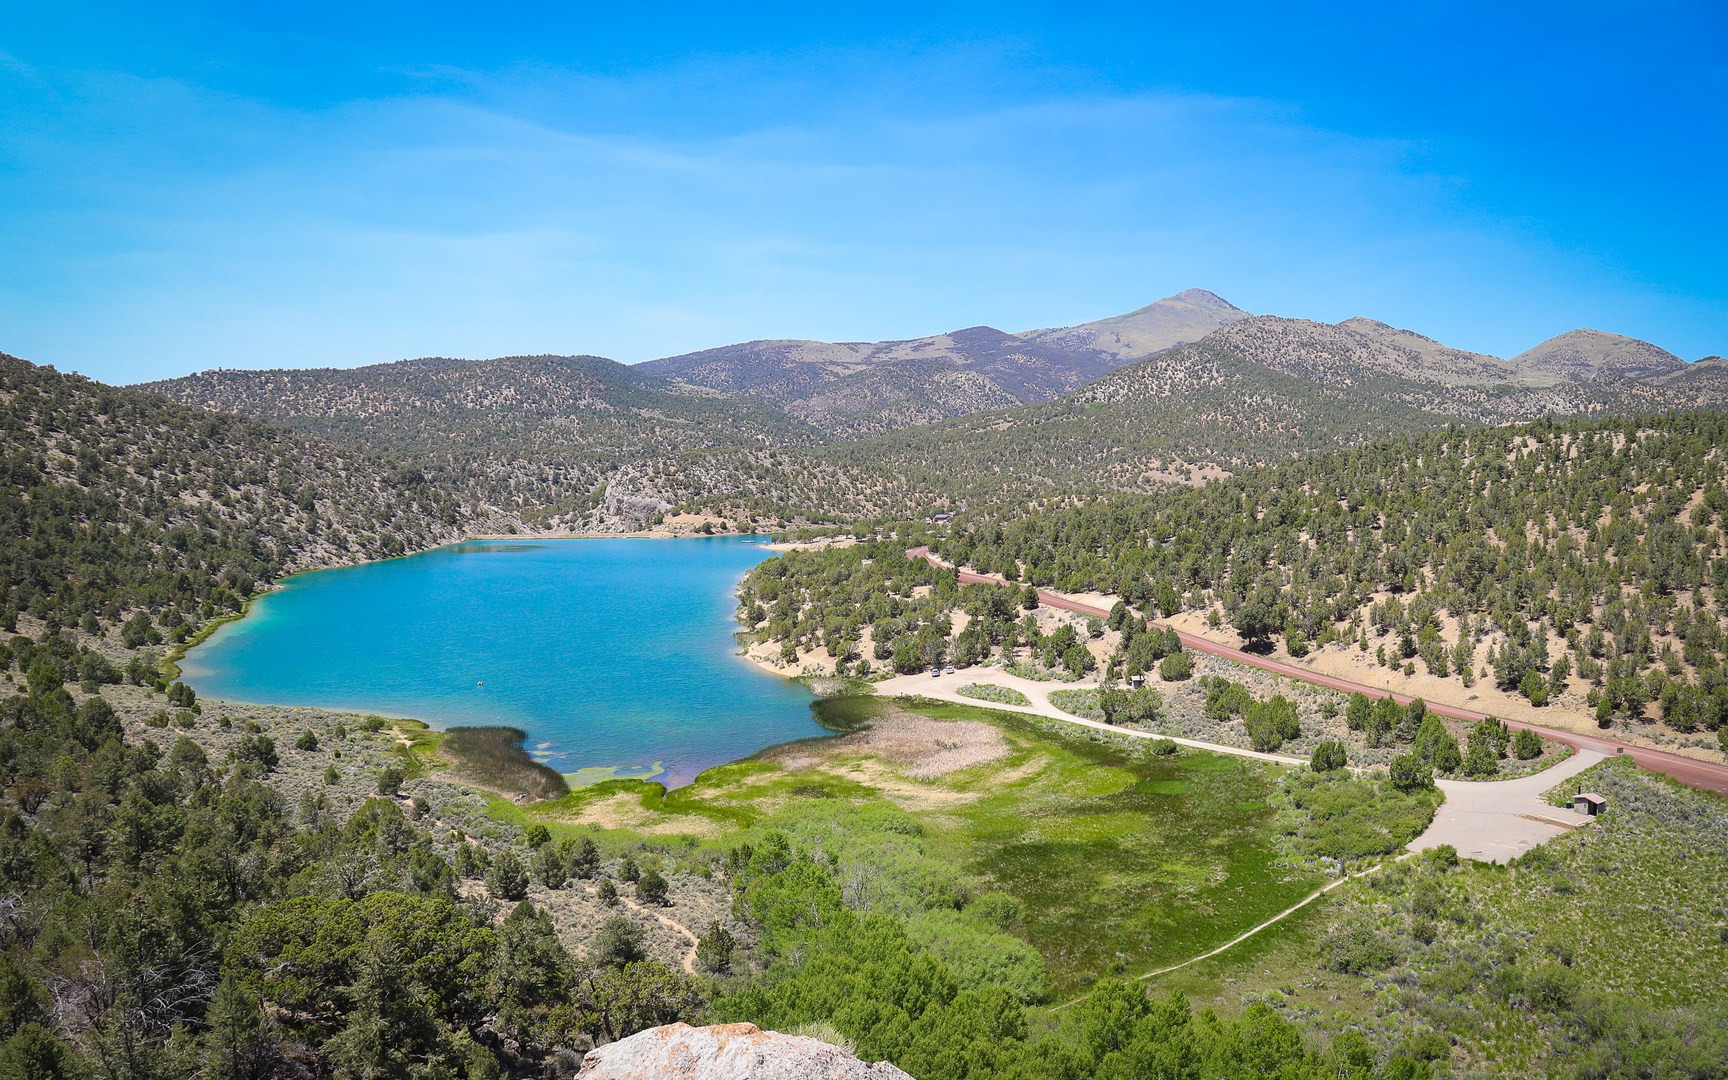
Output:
[[1134, 899, 1373, 1020], [904, 701, 1321, 992], [509, 695, 1323, 997], [1152, 757, 1728, 1074], [471, 697, 1728, 1073]]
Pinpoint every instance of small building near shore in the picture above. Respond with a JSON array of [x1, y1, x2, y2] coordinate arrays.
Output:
[[1573, 792, 1607, 816]]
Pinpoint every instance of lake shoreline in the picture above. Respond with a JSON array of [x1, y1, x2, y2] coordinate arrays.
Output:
[[183, 535, 824, 794], [439, 725, 570, 800], [462, 530, 782, 542]]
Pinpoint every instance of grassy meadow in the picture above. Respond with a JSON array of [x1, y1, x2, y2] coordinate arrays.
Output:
[[500, 695, 1326, 996], [455, 694, 1728, 1073], [1139, 757, 1728, 1074]]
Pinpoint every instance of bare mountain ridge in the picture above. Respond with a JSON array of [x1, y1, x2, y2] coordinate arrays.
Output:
[[811, 318, 1722, 506], [1333, 317, 1518, 386], [1021, 287, 1251, 359], [1204, 315, 1690, 391], [1076, 315, 1721, 429], [140, 295, 1713, 446], [634, 294, 1708, 435], [634, 289, 1252, 434], [1652, 353, 1728, 405]]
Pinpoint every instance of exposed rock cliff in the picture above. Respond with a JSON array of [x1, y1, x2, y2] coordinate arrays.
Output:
[[576, 1022, 914, 1080]]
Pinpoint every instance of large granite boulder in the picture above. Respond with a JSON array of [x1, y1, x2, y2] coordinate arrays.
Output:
[[576, 1022, 914, 1079]]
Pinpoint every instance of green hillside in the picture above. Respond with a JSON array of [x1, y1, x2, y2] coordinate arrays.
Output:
[[140, 355, 828, 529], [1, 353, 495, 637]]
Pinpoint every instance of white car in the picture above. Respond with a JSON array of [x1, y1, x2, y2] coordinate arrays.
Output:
[[943, 665, 956, 675]]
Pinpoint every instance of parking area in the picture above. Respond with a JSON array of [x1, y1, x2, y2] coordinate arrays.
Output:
[[1409, 749, 1607, 864]]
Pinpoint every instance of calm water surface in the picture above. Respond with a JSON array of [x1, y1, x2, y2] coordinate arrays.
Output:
[[181, 538, 819, 787]]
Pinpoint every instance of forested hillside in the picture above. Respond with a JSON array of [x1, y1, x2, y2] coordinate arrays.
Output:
[[781, 323, 1728, 509], [139, 355, 829, 530], [815, 342, 1462, 500], [0, 654, 727, 1076], [746, 411, 1728, 746], [1, 354, 500, 637]]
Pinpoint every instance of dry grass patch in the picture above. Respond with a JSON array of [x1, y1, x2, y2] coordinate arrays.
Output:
[[826, 757, 988, 812], [577, 792, 726, 838]]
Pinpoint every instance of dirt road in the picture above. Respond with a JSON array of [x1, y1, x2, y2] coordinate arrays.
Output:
[[874, 667, 1307, 766], [909, 547, 1728, 796]]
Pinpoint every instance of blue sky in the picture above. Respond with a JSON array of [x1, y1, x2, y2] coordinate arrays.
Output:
[[2, 2, 1723, 382]]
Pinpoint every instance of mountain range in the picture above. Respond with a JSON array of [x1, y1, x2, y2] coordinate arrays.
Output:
[[632, 288, 1252, 435], [111, 289, 1728, 529]]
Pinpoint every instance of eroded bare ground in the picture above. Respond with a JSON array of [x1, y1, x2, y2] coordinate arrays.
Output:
[[763, 702, 1010, 780]]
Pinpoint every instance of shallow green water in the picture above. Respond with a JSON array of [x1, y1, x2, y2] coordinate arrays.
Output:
[[182, 537, 819, 787]]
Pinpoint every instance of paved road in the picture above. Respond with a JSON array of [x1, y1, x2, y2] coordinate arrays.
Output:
[[909, 547, 1728, 796], [1412, 749, 1607, 864]]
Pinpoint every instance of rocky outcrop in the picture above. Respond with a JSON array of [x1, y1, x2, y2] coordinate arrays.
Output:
[[576, 1022, 914, 1079], [582, 463, 674, 532]]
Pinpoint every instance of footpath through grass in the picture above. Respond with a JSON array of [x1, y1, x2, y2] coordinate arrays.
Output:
[[905, 700, 1322, 993], [1149, 756, 1728, 1074]]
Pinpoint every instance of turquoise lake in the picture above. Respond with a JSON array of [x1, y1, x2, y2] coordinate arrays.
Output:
[[180, 537, 821, 787]]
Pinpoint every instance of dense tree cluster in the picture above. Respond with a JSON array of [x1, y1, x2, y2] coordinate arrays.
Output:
[[742, 412, 1728, 747], [736, 540, 958, 673]]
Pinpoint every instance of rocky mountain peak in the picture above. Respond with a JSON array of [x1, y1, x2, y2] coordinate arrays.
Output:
[[1172, 287, 1245, 312]]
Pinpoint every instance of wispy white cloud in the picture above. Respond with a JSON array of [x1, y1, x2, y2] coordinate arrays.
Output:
[[0, 45, 1716, 380]]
